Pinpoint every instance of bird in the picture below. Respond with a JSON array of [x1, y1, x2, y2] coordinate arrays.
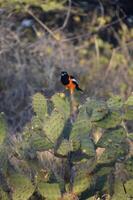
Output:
[[60, 71, 83, 94]]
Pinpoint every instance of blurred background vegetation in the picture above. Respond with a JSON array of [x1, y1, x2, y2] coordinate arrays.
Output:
[[0, 0, 133, 132]]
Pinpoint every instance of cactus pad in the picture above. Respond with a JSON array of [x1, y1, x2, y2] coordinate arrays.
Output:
[[30, 134, 53, 151], [56, 139, 72, 156], [38, 182, 61, 200], [111, 180, 128, 200], [0, 187, 9, 200], [124, 95, 133, 120], [97, 142, 128, 164], [124, 179, 133, 196], [91, 102, 109, 122], [0, 148, 8, 173], [32, 93, 47, 120], [0, 113, 7, 145], [124, 157, 133, 176], [51, 93, 70, 119], [72, 169, 93, 195], [96, 127, 127, 148], [70, 105, 92, 140], [43, 110, 66, 143], [107, 95, 123, 110], [9, 173, 35, 200], [95, 111, 122, 129], [80, 136, 95, 157]]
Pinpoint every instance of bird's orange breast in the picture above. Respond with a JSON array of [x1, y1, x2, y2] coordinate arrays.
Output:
[[65, 78, 76, 89], [65, 78, 76, 94]]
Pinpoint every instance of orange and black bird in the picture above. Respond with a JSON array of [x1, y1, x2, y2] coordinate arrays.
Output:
[[60, 71, 83, 94]]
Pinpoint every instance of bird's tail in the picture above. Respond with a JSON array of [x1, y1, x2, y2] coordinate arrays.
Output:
[[76, 85, 83, 92]]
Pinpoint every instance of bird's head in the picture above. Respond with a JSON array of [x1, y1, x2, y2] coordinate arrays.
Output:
[[61, 71, 68, 76]]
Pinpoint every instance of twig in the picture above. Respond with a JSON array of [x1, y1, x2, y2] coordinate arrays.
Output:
[[59, 0, 72, 30], [27, 9, 58, 41], [104, 49, 116, 80], [97, 0, 104, 18], [94, 36, 100, 68]]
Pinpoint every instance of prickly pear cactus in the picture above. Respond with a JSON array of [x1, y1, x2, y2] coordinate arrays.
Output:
[[0, 113, 7, 145], [0, 148, 8, 173], [9, 173, 35, 200], [32, 92, 48, 120], [0, 187, 9, 200], [71, 166, 94, 195], [70, 104, 92, 141], [85, 96, 123, 129], [38, 182, 61, 200], [107, 95, 123, 110], [56, 139, 72, 156], [111, 180, 128, 200], [30, 134, 53, 151], [51, 93, 70, 119], [124, 95, 133, 120], [96, 126, 127, 148], [43, 110, 66, 143], [0, 93, 133, 200]]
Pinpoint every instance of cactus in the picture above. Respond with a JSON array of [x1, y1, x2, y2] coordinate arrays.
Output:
[[43, 110, 66, 143], [111, 180, 128, 200], [71, 166, 94, 195], [124, 179, 133, 196], [56, 139, 72, 156], [30, 134, 53, 151], [91, 101, 109, 122], [97, 142, 128, 164], [9, 173, 35, 200], [51, 93, 70, 119], [70, 137, 95, 163], [0, 93, 132, 199], [124, 157, 133, 176], [95, 111, 122, 129], [107, 95, 123, 110], [96, 126, 127, 148], [0, 148, 8, 173], [0, 113, 7, 146], [124, 94, 133, 120], [0, 187, 9, 200], [32, 92, 48, 120], [38, 182, 61, 200], [85, 98, 109, 121], [70, 104, 92, 141]]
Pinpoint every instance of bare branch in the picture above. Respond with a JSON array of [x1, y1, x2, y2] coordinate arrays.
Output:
[[60, 0, 72, 30], [27, 9, 58, 41]]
